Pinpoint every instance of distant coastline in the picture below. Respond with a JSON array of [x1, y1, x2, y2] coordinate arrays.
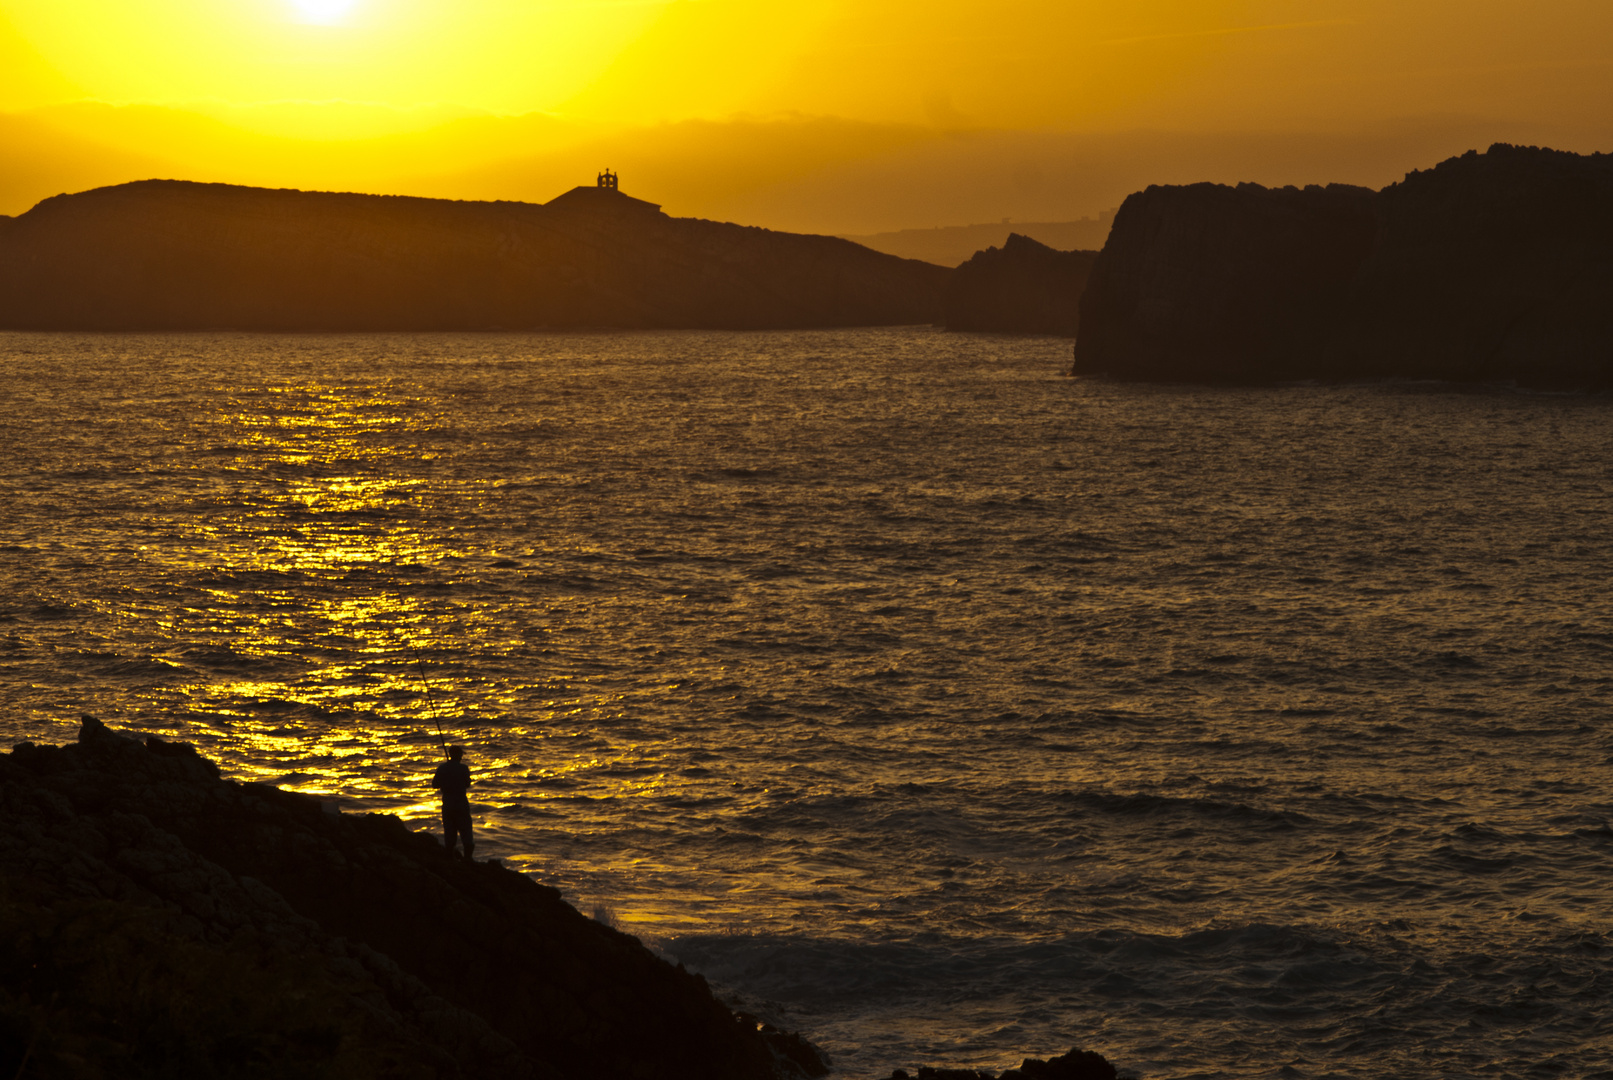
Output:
[[14, 144, 1606, 374], [840, 213, 1115, 268], [943, 233, 1098, 337], [0, 177, 950, 332]]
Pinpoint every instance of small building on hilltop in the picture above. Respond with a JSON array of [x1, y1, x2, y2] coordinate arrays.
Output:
[[547, 170, 663, 219]]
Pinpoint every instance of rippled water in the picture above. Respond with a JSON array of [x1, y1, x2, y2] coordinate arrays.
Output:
[[4, 328, 1613, 1078]]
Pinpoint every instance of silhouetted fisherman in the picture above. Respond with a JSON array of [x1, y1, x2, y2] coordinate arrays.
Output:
[[431, 745, 475, 859]]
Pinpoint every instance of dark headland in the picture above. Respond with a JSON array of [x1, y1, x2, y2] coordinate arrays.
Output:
[[0, 180, 949, 331], [942, 234, 1098, 337], [0, 720, 1121, 1080], [1073, 143, 1613, 387]]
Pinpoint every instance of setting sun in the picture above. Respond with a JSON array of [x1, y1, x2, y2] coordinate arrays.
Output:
[[288, 0, 360, 25], [0, 0, 670, 112]]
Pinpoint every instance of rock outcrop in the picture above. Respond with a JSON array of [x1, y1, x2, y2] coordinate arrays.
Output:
[[1072, 182, 1377, 379], [886, 1046, 1117, 1080], [1072, 144, 1613, 386], [942, 234, 1099, 336], [0, 718, 826, 1080], [0, 180, 949, 331]]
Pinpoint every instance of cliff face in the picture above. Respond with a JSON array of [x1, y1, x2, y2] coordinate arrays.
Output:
[[1325, 144, 1613, 384], [1072, 182, 1378, 380], [1072, 144, 1613, 386], [0, 718, 824, 1080], [942, 234, 1098, 336], [0, 180, 949, 331]]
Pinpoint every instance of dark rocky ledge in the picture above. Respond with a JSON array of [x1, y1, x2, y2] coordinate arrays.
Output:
[[0, 180, 950, 331], [0, 718, 829, 1079], [1073, 143, 1613, 386], [886, 1046, 1117, 1080], [943, 234, 1098, 337]]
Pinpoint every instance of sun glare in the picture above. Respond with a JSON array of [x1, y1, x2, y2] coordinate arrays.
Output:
[[289, 0, 357, 25], [0, 0, 675, 117]]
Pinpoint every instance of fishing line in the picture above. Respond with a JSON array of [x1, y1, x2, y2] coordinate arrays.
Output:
[[408, 639, 449, 759]]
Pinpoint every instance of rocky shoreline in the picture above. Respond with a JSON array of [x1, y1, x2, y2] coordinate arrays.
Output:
[[886, 1047, 1117, 1080], [0, 720, 1124, 1080], [0, 717, 827, 1079]]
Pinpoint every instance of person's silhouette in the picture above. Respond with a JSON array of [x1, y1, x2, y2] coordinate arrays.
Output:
[[431, 745, 475, 859]]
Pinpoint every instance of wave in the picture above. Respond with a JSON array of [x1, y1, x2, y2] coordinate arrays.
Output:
[[1057, 790, 1314, 830], [87, 654, 190, 681], [663, 922, 1613, 1075]]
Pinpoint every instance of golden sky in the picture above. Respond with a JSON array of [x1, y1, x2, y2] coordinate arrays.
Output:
[[2, 0, 1611, 231]]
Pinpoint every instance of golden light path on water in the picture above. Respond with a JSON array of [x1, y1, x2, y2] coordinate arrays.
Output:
[[47, 350, 1266, 946], [143, 385, 654, 876], [182, 386, 456, 813], [197, 378, 962, 936]]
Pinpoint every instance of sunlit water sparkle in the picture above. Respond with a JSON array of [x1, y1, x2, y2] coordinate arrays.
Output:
[[3, 328, 1612, 1078]]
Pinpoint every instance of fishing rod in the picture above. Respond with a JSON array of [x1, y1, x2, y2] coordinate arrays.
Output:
[[408, 640, 450, 759]]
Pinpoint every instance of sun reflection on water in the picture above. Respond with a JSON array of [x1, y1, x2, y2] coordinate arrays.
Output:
[[146, 380, 552, 816], [152, 374, 673, 866]]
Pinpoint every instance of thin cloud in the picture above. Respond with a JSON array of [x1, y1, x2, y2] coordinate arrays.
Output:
[[1104, 19, 1354, 47]]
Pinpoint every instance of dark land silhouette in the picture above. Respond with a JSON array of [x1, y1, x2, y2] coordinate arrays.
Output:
[[840, 213, 1115, 268], [0, 719, 1127, 1078], [942, 233, 1099, 336], [0, 177, 949, 331], [885, 1047, 1117, 1080], [1073, 143, 1613, 386], [0, 718, 828, 1079]]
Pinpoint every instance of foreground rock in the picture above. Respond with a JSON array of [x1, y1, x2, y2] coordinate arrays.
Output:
[[942, 234, 1099, 336], [0, 718, 826, 1079], [887, 1046, 1117, 1080], [0, 180, 949, 331], [1073, 143, 1613, 386]]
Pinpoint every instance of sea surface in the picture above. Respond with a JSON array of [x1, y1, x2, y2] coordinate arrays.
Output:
[[3, 328, 1612, 1079]]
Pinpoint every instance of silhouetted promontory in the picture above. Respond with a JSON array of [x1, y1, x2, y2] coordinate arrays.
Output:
[[0, 718, 828, 1079], [1073, 144, 1613, 386], [0, 180, 949, 331], [886, 1046, 1117, 1080], [942, 234, 1098, 336]]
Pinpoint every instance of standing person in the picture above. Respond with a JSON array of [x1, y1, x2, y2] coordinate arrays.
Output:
[[432, 745, 475, 859]]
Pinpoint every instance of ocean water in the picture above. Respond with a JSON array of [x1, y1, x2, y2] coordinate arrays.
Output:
[[3, 327, 1612, 1079]]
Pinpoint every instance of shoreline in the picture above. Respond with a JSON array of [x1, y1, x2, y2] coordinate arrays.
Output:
[[1, 717, 1122, 1080], [1, 716, 825, 1079]]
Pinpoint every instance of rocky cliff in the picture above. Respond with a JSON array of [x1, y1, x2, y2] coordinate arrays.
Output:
[[0, 181, 949, 331], [1072, 182, 1377, 380], [0, 718, 826, 1080], [1324, 143, 1613, 384], [942, 234, 1098, 336], [1072, 144, 1613, 386]]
